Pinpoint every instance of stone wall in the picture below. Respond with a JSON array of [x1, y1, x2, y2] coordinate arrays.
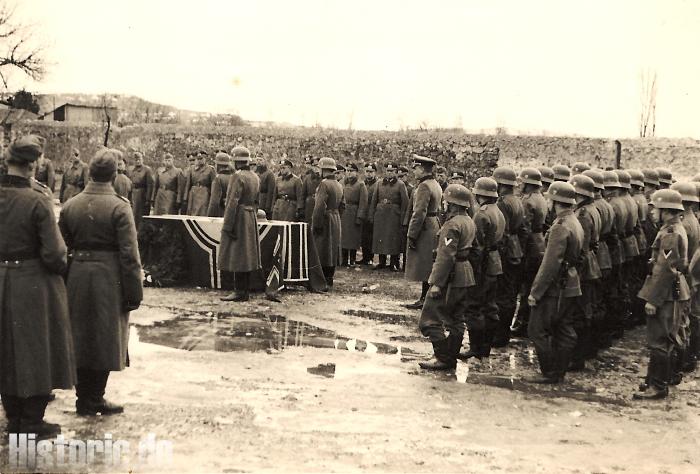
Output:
[[9, 121, 700, 181]]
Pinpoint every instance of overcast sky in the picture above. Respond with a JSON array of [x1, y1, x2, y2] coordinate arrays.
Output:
[[13, 0, 700, 137]]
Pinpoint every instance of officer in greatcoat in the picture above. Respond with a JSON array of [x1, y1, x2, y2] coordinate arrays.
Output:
[[207, 152, 233, 217], [256, 157, 276, 219], [1, 135, 76, 438], [35, 152, 56, 193], [404, 155, 442, 309], [178, 153, 196, 213], [272, 158, 303, 221], [368, 163, 409, 271], [301, 157, 322, 225], [130, 151, 154, 227], [219, 147, 261, 302], [113, 154, 133, 200], [360, 163, 379, 265], [59, 148, 143, 416], [418, 185, 476, 370], [151, 153, 183, 215], [60, 147, 89, 203], [340, 163, 368, 266], [185, 150, 216, 216], [313, 157, 344, 287], [526, 181, 583, 384], [635, 189, 690, 400]]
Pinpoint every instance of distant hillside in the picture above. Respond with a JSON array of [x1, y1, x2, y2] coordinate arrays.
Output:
[[34, 93, 245, 126]]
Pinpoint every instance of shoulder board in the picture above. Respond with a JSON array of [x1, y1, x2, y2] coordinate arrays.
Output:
[[33, 180, 48, 190]]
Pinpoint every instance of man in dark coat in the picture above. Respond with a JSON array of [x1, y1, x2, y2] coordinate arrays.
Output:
[[256, 157, 276, 219], [207, 152, 233, 217], [59, 148, 143, 416], [151, 153, 183, 215], [113, 154, 133, 200], [220, 147, 261, 302], [405, 155, 442, 309], [130, 151, 154, 227], [301, 156, 322, 225], [272, 158, 303, 221], [368, 163, 408, 271], [185, 150, 217, 216], [340, 163, 367, 266], [35, 152, 56, 193], [313, 157, 344, 287], [178, 153, 196, 213], [1, 135, 76, 437], [60, 147, 88, 203], [360, 163, 379, 265]]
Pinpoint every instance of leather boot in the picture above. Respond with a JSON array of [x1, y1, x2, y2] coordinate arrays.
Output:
[[419, 339, 454, 370], [525, 349, 560, 383], [373, 255, 387, 270], [349, 250, 357, 267], [447, 331, 465, 362], [2, 394, 22, 434], [20, 395, 60, 439], [458, 329, 483, 360], [221, 272, 250, 301], [634, 351, 669, 400], [77, 370, 123, 416], [669, 347, 684, 386]]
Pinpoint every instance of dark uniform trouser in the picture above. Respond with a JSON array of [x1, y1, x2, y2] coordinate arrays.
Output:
[[646, 300, 687, 390], [528, 295, 577, 379], [605, 264, 628, 338], [495, 259, 522, 344], [464, 274, 499, 357], [591, 269, 611, 349], [76, 368, 110, 402], [571, 279, 596, 366], [630, 255, 648, 326], [687, 293, 700, 368], [516, 254, 542, 331], [360, 221, 373, 264], [418, 287, 469, 342]]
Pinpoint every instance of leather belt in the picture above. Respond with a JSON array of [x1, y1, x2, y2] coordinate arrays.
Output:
[[346, 201, 359, 205], [380, 199, 398, 205], [277, 194, 296, 201], [192, 184, 207, 188], [74, 244, 119, 252], [0, 251, 39, 261]]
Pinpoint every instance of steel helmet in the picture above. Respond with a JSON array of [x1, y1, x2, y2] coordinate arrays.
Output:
[[570, 174, 596, 198], [603, 171, 622, 188], [473, 177, 499, 198], [582, 169, 605, 191], [519, 167, 542, 186], [443, 184, 472, 208], [656, 168, 673, 185], [230, 146, 251, 162], [670, 182, 699, 203], [538, 166, 555, 184], [642, 169, 660, 187], [552, 164, 571, 182], [318, 157, 337, 170], [215, 152, 231, 165], [572, 162, 591, 175], [545, 181, 576, 205], [650, 189, 684, 211], [614, 170, 632, 189], [492, 166, 517, 186], [627, 169, 645, 187]]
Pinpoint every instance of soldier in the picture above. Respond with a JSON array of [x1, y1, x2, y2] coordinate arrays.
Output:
[[313, 157, 344, 287], [35, 149, 56, 193], [634, 189, 690, 400], [584, 169, 615, 352], [255, 157, 276, 219], [615, 170, 641, 329], [185, 150, 216, 216], [629, 169, 650, 326], [151, 153, 183, 215], [656, 168, 672, 190], [398, 165, 413, 270], [538, 166, 554, 194], [300, 156, 321, 225], [435, 166, 448, 191], [643, 169, 660, 199], [220, 147, 262, 302], [59, 147, 89, 203], [459, 177, 505, 360], [340, 163, 368, 266], [113, 154, 132, 201], [272, 158, 303, 221], [492, 166, 526, 346], [571, 162, 591, 175], [405, 155, 442, 309], [178, 153, 196, 214], [552, 164, 571, 183], [59, 148, 143, 416], [335, 164, 346, 184], [368, 163, 409, 271], [603, 171, 629, 339], [569, 174, 602, 371], [130, 151, 154, 227], [512, 168, 547, 337], [1, 135, 76, 437], [360, 163, 379, 265], [526, 181, 583, 384], [669, 182, 700, 379], [448, 170, 466, 185], [207, 152, 233, 217], [418, 185, 476, 370]]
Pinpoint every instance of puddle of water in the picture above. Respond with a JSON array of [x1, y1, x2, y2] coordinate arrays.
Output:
[[135, 310, 415, 356], [342, 309, 415, 325]]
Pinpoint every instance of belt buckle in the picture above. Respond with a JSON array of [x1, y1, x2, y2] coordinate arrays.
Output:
[[0, 260, 21, 268]]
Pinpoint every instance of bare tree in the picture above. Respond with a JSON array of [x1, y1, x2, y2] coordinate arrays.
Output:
[[639, 68, 657, 138], [100, 93, 114, 146], [0, 2, 45, 90]]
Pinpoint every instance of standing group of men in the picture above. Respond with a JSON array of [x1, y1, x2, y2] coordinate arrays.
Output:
[[1, 135, 143, 439]]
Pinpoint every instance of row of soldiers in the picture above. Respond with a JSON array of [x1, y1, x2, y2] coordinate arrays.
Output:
[[413, 160, 700, 401], [1, 135, 144, 438]]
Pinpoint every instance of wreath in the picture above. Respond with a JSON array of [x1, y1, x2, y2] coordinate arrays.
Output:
[[138, 219, 188, 287]]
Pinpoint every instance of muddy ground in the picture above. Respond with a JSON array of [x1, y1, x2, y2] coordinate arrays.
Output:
[[2, 266, 700, 473]]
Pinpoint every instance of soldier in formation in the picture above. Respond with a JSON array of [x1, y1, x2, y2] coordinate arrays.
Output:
[[152, 152, 183, 215]]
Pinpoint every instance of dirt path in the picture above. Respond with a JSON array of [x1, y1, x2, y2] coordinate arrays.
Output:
[[2, 266, 699, 473]]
